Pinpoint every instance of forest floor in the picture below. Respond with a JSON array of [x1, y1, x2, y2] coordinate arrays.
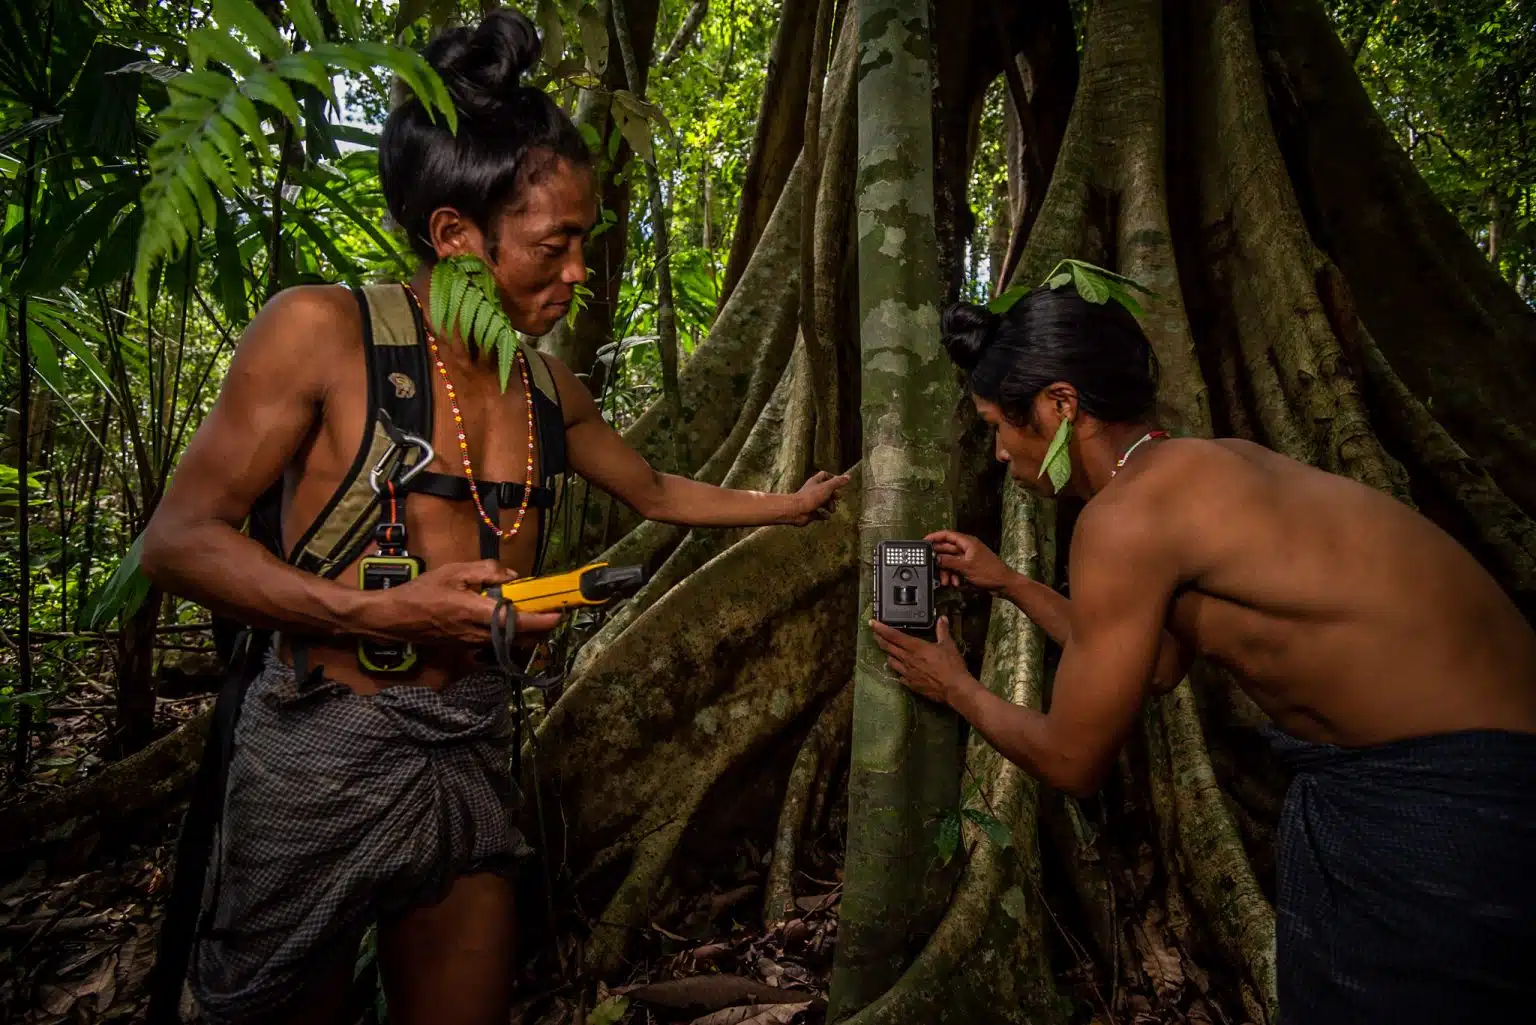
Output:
[[1, 686, 1206, 1025]]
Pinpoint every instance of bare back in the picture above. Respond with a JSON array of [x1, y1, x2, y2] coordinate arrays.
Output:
[[1105, 438, 1536, 746]]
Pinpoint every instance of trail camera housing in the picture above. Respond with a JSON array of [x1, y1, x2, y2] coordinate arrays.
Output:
[[873, 540, 937, 633]]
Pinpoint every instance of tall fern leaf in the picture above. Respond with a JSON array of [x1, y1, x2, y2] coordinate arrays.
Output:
[[429, 255, 523, 392], [134, 2, 458, 307]]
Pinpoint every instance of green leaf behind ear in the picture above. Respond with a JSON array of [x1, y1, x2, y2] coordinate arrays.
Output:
[[1038, 419, 1073, 494]]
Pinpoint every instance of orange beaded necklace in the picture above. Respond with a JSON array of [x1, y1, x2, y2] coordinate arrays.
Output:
[[404, 283, 537, 543]]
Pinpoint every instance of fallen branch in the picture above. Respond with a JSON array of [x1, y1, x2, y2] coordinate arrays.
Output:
[[0, 710, 209, 864]]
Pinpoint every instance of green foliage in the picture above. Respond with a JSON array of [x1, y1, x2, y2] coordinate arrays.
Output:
[[429, 254, 524, 392], [0, 464, 48, 507], [80, 534, 150, 630], [934, 772, 1015, 867], [588, 995, 630, 1025], [1330, 0, 1536, 300], [133, 0, 458, 306]]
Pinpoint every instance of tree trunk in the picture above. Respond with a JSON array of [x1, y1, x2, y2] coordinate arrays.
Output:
[[540, 0, 662, 382], [716, 0, 820, 310], [12, 137, 40, 781], [113, 587, 163, 757], [826, 1, 961, 1017], [614, 0, 684, 471]]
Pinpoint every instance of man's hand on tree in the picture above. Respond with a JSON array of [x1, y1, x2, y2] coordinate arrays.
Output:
[[926, 530, 1014, 592], [783, 470, 852, 526], [361, 559, 564, 644], [869, 616, 975, 706]]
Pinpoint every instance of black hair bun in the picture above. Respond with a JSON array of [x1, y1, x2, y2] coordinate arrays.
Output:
[[941, 301, 1002, 371], [424, 8, 542, 120]]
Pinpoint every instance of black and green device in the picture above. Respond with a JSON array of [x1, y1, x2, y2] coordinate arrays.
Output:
[[358, 425, 434, 675], [357, 549, 425, 673]]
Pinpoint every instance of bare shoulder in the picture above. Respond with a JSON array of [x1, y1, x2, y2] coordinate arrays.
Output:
[[226, 284, 361, 389], [1076, 438, 1240, 571]]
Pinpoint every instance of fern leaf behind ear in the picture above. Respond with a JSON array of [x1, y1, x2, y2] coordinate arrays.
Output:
[[429, 260, 453, 341]]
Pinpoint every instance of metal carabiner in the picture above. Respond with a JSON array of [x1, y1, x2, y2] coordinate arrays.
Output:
[[369, 431, 437, 495]]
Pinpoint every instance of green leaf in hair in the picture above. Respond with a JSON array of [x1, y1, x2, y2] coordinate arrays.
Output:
[[987, 284, 1030, 314], [1036, 258, 1159, 320]]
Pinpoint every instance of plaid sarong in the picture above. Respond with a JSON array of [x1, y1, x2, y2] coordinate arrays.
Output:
[[189, 653, 530, 1024], [1269, 725, 1536, 1023]]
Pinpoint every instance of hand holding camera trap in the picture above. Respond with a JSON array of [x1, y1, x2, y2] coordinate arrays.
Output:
[[873, 540, 940, 634]]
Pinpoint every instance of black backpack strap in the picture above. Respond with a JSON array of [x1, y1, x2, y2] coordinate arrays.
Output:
[[285, 285, 433, 580], [525, 350, 566, 576], [405, 470, 559, 509]]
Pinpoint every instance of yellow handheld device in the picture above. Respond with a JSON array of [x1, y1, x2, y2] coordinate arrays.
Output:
[[485, 562, 647, 613]]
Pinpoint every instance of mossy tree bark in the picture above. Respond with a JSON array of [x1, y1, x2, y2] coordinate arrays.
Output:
[[540, 0, 662, 385], [824, 0, 962, 1017]]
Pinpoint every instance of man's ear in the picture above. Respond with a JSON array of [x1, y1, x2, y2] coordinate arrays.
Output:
[[1041, 382, 1081, 424], [426, 207, 489, 263]]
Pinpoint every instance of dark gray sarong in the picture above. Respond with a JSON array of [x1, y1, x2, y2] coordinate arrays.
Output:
[[1269, 725, 1536, 1024], [189, 654, 531, 1024]]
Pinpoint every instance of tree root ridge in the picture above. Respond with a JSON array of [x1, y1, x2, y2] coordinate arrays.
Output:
[[836, 485, 1061, 1024], [532, 472, 864, 973], [0, 710, 210, 866], [765, 682, 854, 925]]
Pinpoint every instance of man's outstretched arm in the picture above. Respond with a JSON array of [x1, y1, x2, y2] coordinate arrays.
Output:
[[878, 503, 1177, 796], [544, 353, 849, 527]]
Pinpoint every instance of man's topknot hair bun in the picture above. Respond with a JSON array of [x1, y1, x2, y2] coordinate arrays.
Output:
[[940, 301, 1003, 372], [422, 8, 542, 121]]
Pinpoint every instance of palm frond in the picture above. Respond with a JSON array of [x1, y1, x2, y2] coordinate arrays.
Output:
[[133, 1, 458, 307]]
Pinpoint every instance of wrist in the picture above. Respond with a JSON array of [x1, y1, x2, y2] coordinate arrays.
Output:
[[992, 568, 1023, 595], [341, 585, 393, 638], [774, 492, 804, 525], [942, 669, 983, 709]]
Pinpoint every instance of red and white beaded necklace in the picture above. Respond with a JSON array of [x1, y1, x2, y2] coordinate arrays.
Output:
[[1111, 430, 1170, 478], [404, 284, 537, 542]]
